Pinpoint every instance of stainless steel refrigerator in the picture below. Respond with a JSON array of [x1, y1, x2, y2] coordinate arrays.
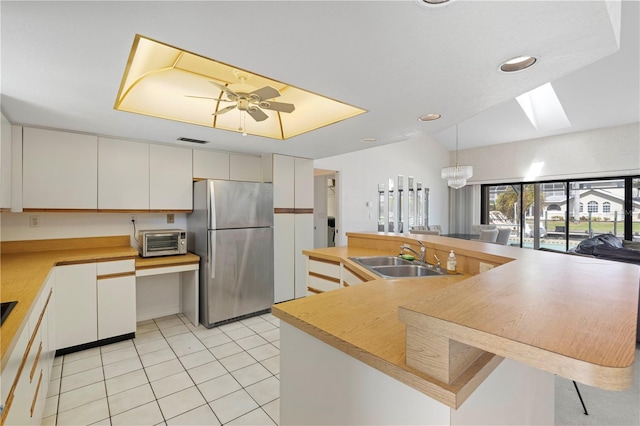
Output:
[[188, 180, 274, 328]]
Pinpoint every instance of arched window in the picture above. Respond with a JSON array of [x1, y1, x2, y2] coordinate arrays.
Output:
[[579, 202, 583, 212], [547, 204, 561, 211], [587, 201, 598, 213], [603, 202, 611, 213]]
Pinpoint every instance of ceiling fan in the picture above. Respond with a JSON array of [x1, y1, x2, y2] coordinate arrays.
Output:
[[186, 73, 295, 123]]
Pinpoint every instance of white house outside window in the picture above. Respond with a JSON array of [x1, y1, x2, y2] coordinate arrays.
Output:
[[603, 202, 611, 213], [588, 201, 598, 213]]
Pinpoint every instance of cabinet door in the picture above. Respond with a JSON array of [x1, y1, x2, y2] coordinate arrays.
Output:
[[229, 153, 262, 182], [274, 213, 295, 303], [149, 144, 193, 210], [294, 157, 314, 209], [273, 154, 294, 208], [97, 275, 136, 340], [23, 128, 98, 209], [1, 113, 11, 209], [98, 137, 149, 210], [294, 213, 314, 299], [193, 149, 230, 180], [55, 263, 97, 349]]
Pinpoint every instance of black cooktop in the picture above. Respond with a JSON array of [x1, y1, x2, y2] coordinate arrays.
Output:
[[0, 301, 18, 327]]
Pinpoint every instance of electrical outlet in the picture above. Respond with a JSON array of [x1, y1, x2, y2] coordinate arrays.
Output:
[[167, 213, 175, 224], [29, 215, 40, 227], [130, 214, 137, 223], [479, 262, 494, 273]]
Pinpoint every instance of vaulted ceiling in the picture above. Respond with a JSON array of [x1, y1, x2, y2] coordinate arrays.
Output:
[[1, 1, 638, 159]]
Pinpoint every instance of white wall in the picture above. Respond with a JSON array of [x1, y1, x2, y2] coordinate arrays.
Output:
[[459, 123, 640, 184], [0, 212, 186, 251], [314, 133, 450, 245]]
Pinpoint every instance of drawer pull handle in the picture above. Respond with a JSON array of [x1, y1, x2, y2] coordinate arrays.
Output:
[[30, 370, 43, 418], [30, 342, 43, 382], [1, 392, 15, 426], [307, 286, 323, 294]]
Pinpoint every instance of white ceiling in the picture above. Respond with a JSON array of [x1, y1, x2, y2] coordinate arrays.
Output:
[[1, 1, 638, 159]]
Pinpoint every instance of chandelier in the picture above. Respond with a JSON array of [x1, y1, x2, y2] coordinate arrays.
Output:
[[441, 124, 473, 189]]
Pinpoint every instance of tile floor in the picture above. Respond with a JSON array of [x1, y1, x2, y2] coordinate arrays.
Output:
[[44, 313, 281, 425]]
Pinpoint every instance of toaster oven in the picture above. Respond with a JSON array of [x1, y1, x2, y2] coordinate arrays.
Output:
[[139, 229, 187, 257]]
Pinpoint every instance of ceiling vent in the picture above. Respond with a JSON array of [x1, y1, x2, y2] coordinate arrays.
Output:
[[177, 137, 209, 144]]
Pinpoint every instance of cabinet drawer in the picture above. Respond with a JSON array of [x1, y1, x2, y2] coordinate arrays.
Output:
[[307, 275, 340, 293], [96, 259, 135, 276], [342, 266, 368, 286], [308, 258, 340, 279]]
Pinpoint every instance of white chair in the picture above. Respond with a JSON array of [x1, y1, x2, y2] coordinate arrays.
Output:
[[410, 229, 440, 235], [496, 228, 511, 245], [479, 229, 499, 243], [428, 225, 443, 234], [471, 224, 497, 235]]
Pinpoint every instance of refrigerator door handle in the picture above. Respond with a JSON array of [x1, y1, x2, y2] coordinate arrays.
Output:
[[209, 234, 216, 279]]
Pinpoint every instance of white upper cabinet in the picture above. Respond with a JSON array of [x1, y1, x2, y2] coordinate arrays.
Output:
[[0, 113, 11, 209], [273, 154, 295, 208], [294, 157, 314, 209], [229, 153, 262, 182], [150, 144, 193, 210], [98, 137, 149, 210], [193, 149, 230, 180], [23, 128, 98, 209]]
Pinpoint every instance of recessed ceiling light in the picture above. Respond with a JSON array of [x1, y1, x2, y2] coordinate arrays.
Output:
[[361, 137, 377, 142], [422, 0, 450, 4], [418, 113, 441, 122], [500, 56, 537, 72]]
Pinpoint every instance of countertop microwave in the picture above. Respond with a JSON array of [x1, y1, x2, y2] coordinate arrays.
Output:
[[139, 229, 187, 258]]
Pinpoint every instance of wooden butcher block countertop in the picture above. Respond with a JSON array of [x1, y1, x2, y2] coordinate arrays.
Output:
[[272, 232, 639, 408], [0, 236, 138, 371]]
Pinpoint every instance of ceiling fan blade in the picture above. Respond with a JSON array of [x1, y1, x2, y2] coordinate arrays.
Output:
[[259, 100, 295, 113], [246, 106, 269, 122], [209, 81, 239, 100], [185, 95, 233, 102], [249, 86, 281, 101], [212, 105, 237, 116]]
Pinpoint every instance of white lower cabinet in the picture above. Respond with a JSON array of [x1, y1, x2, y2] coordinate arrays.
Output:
[[2, 274, 54, 426], [55, 259, 135, 350]]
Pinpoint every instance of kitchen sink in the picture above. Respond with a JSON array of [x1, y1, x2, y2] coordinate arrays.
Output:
[[370, 264, 448, 278], [349, 256, 412, 267]]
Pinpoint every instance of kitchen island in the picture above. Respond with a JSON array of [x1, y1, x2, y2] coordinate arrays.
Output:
[[272, 232, 639, 425]]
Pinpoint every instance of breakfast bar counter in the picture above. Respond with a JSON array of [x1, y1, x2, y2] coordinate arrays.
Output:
[[272, 232, 639, 425]]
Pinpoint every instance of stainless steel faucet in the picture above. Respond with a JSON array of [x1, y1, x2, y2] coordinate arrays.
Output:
[[433, 254, 441, 269], [399, 241, 426, 263]]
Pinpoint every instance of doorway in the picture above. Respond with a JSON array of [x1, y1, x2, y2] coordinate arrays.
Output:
[[314, 169, 339, 248]]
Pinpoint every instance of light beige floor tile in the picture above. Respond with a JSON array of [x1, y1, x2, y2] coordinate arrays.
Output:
[[271, 340, 280, 349], [155, 316, 184, 329], [160, 324, 190, 338], [208, 389, 259, 424], [56, 398, 109, 426], [133, 330, 164, 345], [235, 334, 268, 351], [240, 316, 266, 327], [247, 321, 277, 334], [101, 345, 139, 365], [224, 326, 256, 341], [217, 322, 245, 332], [90, 418, 112, 425], [157, 386, 207, 420], [43, 394, 58, 418], [192, 326, 223, 340], [105, 368, 149, 396], [247, 344, 279, 362], [50, 363, 62, 381], [166, 333, 206, 357], [111, 401, 164, 426], [259, 329, 280, 343], [218, 352, 256, 372], [136, 318, 155, 326], [47, 378, 60, 397], [166, 403, 221, 425], [62, 354, 102, 377], [200, 333, 232, 348], [58, 381, 107, 413], [145, 358, 185, 382], [209, 342, 244, 360], [108, 383, 156, 416], [140, 347, 176, 368], [134, 336, 170, 355], [103, 355, 143, 380], [197, 373, 242, 402], [63, 347, 100, 365], [150, 371, 195, 399], [260, 355, 280, 375], [230, 363, 272, 388], [244, 376, 279, 406], [227, 407, 276, 425], [262, 398, 280, 425], [53, 356, 63, 366], [41, 414, 56, 426], [187, 360, 227, 384], [60, 366, 104, 393], [100, 339, 134, 354], [179, 350, 216, 370]]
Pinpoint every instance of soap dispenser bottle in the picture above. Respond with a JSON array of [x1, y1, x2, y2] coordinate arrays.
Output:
[[447, 250, 457, 274]]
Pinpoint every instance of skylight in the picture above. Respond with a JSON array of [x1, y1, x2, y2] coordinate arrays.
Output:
[[516, 82, 571, 132]]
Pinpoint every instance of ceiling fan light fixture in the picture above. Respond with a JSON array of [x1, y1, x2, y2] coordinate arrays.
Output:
[[418, 113, 441, 122], [500, 55, 537, 72]]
